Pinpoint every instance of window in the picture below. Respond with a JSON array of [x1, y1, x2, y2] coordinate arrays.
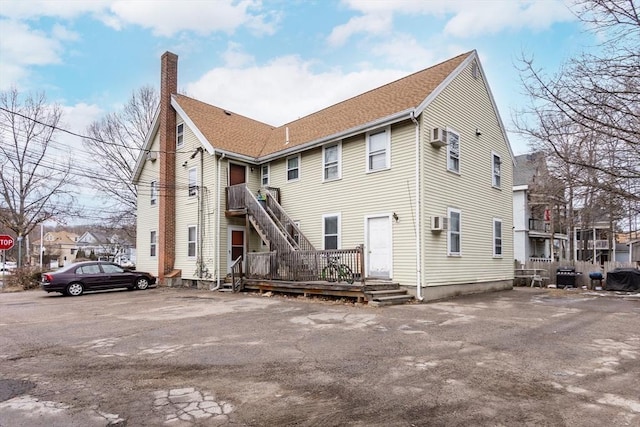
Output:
[[77, 264, 100, 275], [101, 264, 124, 274], [286, 155, 300, 181], [188, 167, 197, 197], [261, 164, 269, 186], [493, 218, 503, 257], [150, 231, 157, 257], [447, 130, 460, 173], [492, 153, 501, 188], [150, 180, 157, 205], [323, 143, 341, 181], [448, 208, 461, 256], [188, 226, 197, 257], [323, 214, 340, 250], [367, 127, 390, 172], [176, 123, 184, 148]]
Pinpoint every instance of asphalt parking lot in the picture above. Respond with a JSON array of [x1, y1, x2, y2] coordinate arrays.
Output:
[[0, 286, 638, 426]]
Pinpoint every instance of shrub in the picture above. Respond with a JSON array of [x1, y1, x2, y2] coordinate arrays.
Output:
[[3, 266, 43, 291]]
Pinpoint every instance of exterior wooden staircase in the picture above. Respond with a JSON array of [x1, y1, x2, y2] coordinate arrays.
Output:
[[364, 282, 414, 306]]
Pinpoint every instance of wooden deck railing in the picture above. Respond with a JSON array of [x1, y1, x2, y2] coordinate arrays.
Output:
[[230, 255, 243, 292], [246, 246, 364, 283]]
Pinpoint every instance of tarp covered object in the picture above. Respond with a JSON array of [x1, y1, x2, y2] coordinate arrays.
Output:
[[605, 268, 640, 291]]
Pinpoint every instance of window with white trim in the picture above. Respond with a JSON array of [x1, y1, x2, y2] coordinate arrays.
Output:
[[150, 231, 157, 257], [492, 153, 501, 188], [150, 180, 157, 205], [176, 123, 184, 148], [323, 143, 341, 181], [493, 218, 503, 257], [188, 167, 197, 197], [286, 155, 300, 181], [261, 164, 269, 186], [367, 127, 390, 172], [323, 214, 340, 250], [448, 208, 461, 256], [447, 130, 460, 173], [187, 225, 197, 258]]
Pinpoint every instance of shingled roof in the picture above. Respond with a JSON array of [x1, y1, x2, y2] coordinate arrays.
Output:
[[173, 50, 474, 160]]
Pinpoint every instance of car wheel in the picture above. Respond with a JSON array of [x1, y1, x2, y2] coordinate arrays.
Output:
[[135, 277, 150, 290], [66, 282, 84, 297]]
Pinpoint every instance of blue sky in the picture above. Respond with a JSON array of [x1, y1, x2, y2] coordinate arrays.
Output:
[[0, 0, 596, 157]]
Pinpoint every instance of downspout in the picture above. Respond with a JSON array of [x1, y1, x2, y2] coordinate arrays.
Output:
[[411, 111, 423, 301], [210, 151, 226, 291]]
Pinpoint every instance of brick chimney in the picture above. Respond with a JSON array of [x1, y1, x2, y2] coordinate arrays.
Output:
[[158, 51, 178, 282]]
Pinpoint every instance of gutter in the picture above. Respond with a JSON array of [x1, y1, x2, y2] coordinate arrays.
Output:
[[210, 151, 226, 291], [411, 111, 423, 301]]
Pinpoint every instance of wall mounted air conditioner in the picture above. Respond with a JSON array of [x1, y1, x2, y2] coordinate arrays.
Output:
[[430, 127, 448, 148], [146, 151, 158, 162], [431, 216, 448, 231]]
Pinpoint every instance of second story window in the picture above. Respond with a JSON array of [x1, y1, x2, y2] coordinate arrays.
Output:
[[150, 180, 157, 205], [188, 167, 197, 197], [287, 155, 300, 182], [492, 153, 501, 188], [447, 130, 460, 173], [323, 143, 340, 181], [176, 123, 184, 148], [367, 127, 390, 172], [261, 164, 269, 186]]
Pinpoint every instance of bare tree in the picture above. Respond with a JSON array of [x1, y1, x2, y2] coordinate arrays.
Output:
[[0, 88, 77, 264], [515, 0, 639, 206], [82, 86, 158, 238]]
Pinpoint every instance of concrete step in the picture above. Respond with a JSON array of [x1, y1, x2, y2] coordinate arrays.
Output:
[[368, 294, 414, 307]]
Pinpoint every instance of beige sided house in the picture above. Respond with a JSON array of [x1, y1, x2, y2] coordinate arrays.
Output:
[[133, 50, 514, 302]]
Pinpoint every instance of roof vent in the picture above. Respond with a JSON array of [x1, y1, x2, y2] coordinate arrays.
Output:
[[223, 110, 231, 116]]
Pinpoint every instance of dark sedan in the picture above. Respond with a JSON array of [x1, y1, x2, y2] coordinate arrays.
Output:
[[41, 261, 156, 296]]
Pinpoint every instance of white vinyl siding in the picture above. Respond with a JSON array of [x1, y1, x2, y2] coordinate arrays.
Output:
[[286, 155, 300, 182], [447, 129, 460, 173], [188, 167, 197, 197], [366, 127, 390, 172], [150, 180, 157, 205], [323, 143, 341, 181], [261, 164, 269, 186], [176, 123, 184, 148], [150, 230, 157, 257], [492, 152, 501, 188], [493, 218, 503, 257], [187, 225, 197, 258], [448, 208, 461, 256], [323, 213, 340, 250]]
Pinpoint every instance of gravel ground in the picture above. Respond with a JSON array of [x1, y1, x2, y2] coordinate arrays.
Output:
[[0, 286, 638, 426]]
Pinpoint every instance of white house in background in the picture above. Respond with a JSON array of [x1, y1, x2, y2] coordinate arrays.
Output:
[[513, 153, 569, 264]]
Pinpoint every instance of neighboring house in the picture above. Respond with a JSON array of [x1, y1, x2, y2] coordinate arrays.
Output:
[[31, 231, 79, 267], [629, 239, 640, 267], [132, 50, 515, 301], [573, 211, 616, 264], [512, 153, 569, 264], [76, 231, 135, 263]]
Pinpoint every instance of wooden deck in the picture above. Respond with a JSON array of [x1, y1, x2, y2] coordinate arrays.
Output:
[[242, 279, 402, 303]]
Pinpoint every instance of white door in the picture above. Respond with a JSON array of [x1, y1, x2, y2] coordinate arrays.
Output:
[[366, 216, 392, 279]]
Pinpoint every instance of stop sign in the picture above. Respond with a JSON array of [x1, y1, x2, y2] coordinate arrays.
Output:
[[0, 235, 15, 250]]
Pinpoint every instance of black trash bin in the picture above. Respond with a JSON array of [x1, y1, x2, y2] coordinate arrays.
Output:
[[556, 266, 578, 289]]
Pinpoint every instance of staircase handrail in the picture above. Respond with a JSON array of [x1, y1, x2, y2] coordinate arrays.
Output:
[[244, 186, 295, 252], [265, 192, 315, 251]]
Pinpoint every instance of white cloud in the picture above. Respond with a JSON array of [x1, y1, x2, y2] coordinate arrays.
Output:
[[327, 13, 392, 47], [334, 0, 575, 42], [0, 0, 110, 20], [186, 55, 406, 126], [0, 19, 64, 90], [106, 0, 277, 37]]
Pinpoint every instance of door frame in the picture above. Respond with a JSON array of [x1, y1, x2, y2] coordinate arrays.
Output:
[[227, 226, 246, 271], [364, 214, 393, 279]]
